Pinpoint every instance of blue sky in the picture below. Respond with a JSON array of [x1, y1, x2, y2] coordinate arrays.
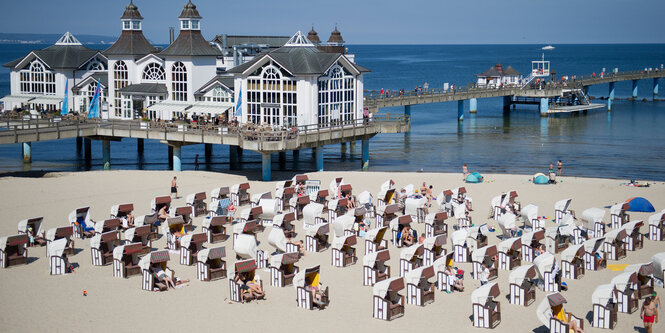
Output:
[[1, 0, 664, 44]]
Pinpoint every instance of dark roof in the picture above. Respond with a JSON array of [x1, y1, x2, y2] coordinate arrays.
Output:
[[327, 27, 345, 44], [195, 75, 235, 96], [119, 83, 168, 95], [503, 65, 521, 76], [212, 35, 289, 49], [228, 46, 369, 75], [121, 1, 143, 20], [159, 30, 221, 57], [3, 44, 101, 70], [104, 30, 158, 58], [477, 63, 521, 77], [307, 28, 321, 44], [72, 73, 108, 92], [179, 1, 202, 19]]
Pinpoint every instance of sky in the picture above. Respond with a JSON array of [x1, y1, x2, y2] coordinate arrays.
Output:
[[1, 0, 664, 44]]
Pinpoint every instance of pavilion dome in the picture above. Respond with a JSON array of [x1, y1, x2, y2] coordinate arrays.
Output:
[[307, 27, 321, 44], [121, 0, 143, 20], [179, 0, 202, 19], [327, 26, 345, 44]]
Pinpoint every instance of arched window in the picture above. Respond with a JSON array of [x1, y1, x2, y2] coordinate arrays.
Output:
[[19, 61, 55, 95], [87, 60, 105, 72], [318, 64, 354, 126], [143, 63, 165, 81], [113, 61, 128, 117], [30, 62, 44, 93], [245, 63, 297, 126], [172, 62, 187, 101]]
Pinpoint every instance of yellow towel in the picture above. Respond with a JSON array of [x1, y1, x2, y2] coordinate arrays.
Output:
[[607, 264, 628, 271]]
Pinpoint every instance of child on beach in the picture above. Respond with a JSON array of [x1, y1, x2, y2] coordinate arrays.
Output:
[[171, 176, 178, 199]]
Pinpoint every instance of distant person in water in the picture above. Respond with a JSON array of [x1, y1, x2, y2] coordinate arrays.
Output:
[[557, 160, 563, 177]]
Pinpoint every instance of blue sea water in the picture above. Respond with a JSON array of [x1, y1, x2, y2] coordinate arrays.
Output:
[[1, 43, 664, 180]]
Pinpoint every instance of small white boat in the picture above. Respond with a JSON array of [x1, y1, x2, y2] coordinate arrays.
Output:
[[541, 45, 555, 50]]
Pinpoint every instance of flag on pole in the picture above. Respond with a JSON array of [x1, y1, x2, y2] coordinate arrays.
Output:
[[87, 80, 101, 119], [234, 88, 242, 117], [61, 80, 69, 115]]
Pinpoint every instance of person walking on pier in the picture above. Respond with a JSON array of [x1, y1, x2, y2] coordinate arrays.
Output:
[[171, 176, 178, 199]]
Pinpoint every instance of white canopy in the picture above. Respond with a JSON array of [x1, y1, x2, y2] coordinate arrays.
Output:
[[357, 191, 372, 205], [561, 244, 585, 262], [47, 238, 67, 257], [258, 199, 280, 219], [521, 230, 544, 245], [380, 179, 394, 193], [452, 187, 466, 199], [425, 212, 447, 226], [45, 227, 70, 242], [331, 235, 355, 250], [451, 229, 469, 246], [583, 237, 605, 254], [333, 214, 356, 237], [498, 213, 517, 233], [402, 184, 415, 197], [376, 204, 398, 216], [536, 295, 556, 326], [18, 217, 43, 234], [592, 284, 615, 305], [609, 202, 629, 216], [611, 271, 637, 291], [648, 212, 665, 227], [138, 250, 170, 272], [68, 207, 91, 225], [624, 262, 654, 276], [269, 252, 299, 269], [581, 207, 606, 228], [113, 244, 127, 260], [621, 220, 643, 236], [233, 234, 258, 259], [467, 224, 489, 240], [554, 199, 572, 212], [423, 234, 446, 251], [303, 203, 324, 226], [373, 276, 404, 297], [490, 195, 501, 209], [210, 187, 230, 199], [432, 255, 453, 274], [329, 178, 344, 197], [365, 226, 388, 242], [652, 252, 665, 280], [405, 197, 426, 217], [604, 228, 626, 243], [90, 233, 102, 249], [230, 183, 247, 194], [509, 264, 536, 285], [437, 189, 453, 210], [454, 204, 466, 219], [363, 249, 390, 267], [272, 213, 293, 229], [327, 199, 341, 211], [400, 243, 423, 260], [471, 282, 500, 304], [251, 191, 271, 204], [497, 237, 521, 254], [268, 227, 288, 252], [124, 228, 137, 241], [521, 204, 538, 224], [404, 265, 434, 285], [533, 252, 555, 278], [471, 244, 497, 263], [197, 246, 226, 263], [304, 223, 329, 237]]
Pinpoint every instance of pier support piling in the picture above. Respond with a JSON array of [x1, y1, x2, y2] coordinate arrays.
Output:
[[404, 105, 411, 117], [22, 142, 31, 163], [204, 143, 212, 158], [361, 139, 369, 171], [632, 80, 639, 99], [137, 138, 144, 156], [457, 100, 464, 122], [341, 142, 347, 157], [278, 151, 286, 170], [349, 141, 356, 153], [229, 146, 239, 170], [583, 86, 589, 97], [84, 138, 92, 162], [539, 98, 549, 117], [76, 137, 82, 153], [469, 98, 477, 113], [172, 144, 182, 172], [314, 147, 324, 172], [503, 96, 512, 113], [102, 139, 111, 170], [608, 82, 615, 111], [262, 153, 271, 181], [654, 78, 660, 100], [168, 145, 174, 170]]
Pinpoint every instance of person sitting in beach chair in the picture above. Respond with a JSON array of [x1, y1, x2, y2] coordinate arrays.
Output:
[[153, 263, 177, 289], [234, 271, 265, 302], [400, 225, 417, 247]]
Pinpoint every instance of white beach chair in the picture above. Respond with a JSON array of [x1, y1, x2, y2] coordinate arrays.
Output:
[[553, 198, 573, 224], [186, 192, 207, 217], [389, 215, 413, 247], [234, 233, 266, 269], [269, 251, 300, 287], [603, 228, 627, 261], [17, 217, 46, 247], [230, 183, 251, 206], [179, 232, 207, 266], [90, 231, 121, 266], [653, 252, 665, 286], [423, 234, 446, 266], [196, 246, 227, 281], [372, 277, 405, 321], [520, 229, 545, 262], [648, 210, 665, 241], [451, 228, 470, 263], [357, 190, 375, 218], [69, 206, 95, 239], [424, 212, 448, 238], [436, 189, 454, 215], [620, 220, 644, 251], [544, 225, 572, 254], [536, 293, 584, 333], [624, 262, 655, 299], [375, 203, 399, 228], [399, 243, 424, 277], [162, 216, 186, 250], [581, 207, 606, 238], [294, 265, 329, 310], [112, 243, 143, 278], [433, 253, 456, 293], [405, 197, 427, 223], [377, 179, 395, 207], [591, 283, 618, 329], [209, 187, 231, 216], [331, 235, 357, 267], [533, 252, 559, 292], [0, 234, 29, 268], [124, 226, 152, 255], [150, 195, 171, 213], [497, 237, 521, 271], [508, 264, 536, 306], [560, 243, 585, 280], [304, 222, 329, 253], [471, 244, 498, 281], [363, 249, 391, 286], [471, 282, 501, 329], [48, 238, 70, 275], [611, 271, 639, 314], [45, 226, 75, 257], [609, 202, 630, 229], [228, 259, 264, 303], [454, 204, 470, 229], [109, 204, 134, 229], [201, 216, 229, 244], [583, 237, 606, 271], [497, 213, 518, 239], [404, 265, 435, 306], [139, 250, 175, 292], [521, 204, 543, 231], [364, 226, 389, 255]]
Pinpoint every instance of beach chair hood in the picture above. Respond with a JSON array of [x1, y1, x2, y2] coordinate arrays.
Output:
[[648, 212, 665, 226], [400, 243, 424, 260], [611, 271, 637, 292], [380, 179, 394, 193], [425, 212, 448, 226], [583, 237, 605, 253], [453, 204, 466, 219], [624, 262, 654, 276], [139, 250, 170, 271], [498, 212, 517, 231], [113, 243, 142, 260], [94, 218, 120, 234], [303, 203, 324, 226], [180, 233, 206, 249], [621, 220, 643, 235], [373, 276, 404, 297], [197, 246, 226, 263], [376, 203, 399, 216], [497, 237, 521, 254], [651, 252, 665, 280], [162, 216, 185, 235], [604, 228, 627, 243], [329, 178, 343, 197], [533, 252, 555, 279], [258, 199, 279, 219], [521, 204, 539, 224], [331, 235, 356, 250], [592, 284, 616, 305], [151, 196, 171, 211], [405, 197, 426, 216], [467, 224, 489, 240], [451, 229, 469, 246], [47, 238, 67, 257], [305, 223, 329, 237], [230, 258, 257, 278], [610, 202, 630, 216], [18, 217, 43, 234], [333, 214, 356, 237], [432, 253, 454, 274], [231, 183, 250, 194], [471, 282, 499, 304], [536, 293, 567, 326], [202, 216, 229, 229], [46, 226, 72, 242], [402, 184, 415, 197], [357, 191, 372, 205], [365, 226, 388, 243], [270, 252, 299, 269], [68, 207, 91, 225], [89, 231, 118, 249], [554, 199, 572, 212], [293, 265, 320, 290], [404, 265, 434, 286], [268, 227, 288, 252], [272, 212, 295, 229], [471, 244, 497, 263], [561, 244, 585, 262], [363, 249, 390, 267], [581, 207, 606, 229], [423, 234, 446, 250], [0, 234, 28, 251], [233, 234, 258, 260], [211, 187, 229, 199], [521, 229, 545, 245], [509, 264, 536, 285], [186, 192, 206, 205]]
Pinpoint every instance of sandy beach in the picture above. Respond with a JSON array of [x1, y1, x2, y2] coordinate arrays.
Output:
[[0, 170, 663, 333]]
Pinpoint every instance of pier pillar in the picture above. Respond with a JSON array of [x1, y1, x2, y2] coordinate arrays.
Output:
[[632, 80, 639, 99], [292, 149, 299, 159], [503, 96, 512, 112], [102, 139, 111, 170], [137, 138, 144, 156], [262, 153, 271, 181], [469, 98, 477, 113], [278, 151, 286, 170], [349, 140, 356, 153], [84, 138, 92, 162], [608, 82, 615, 111], [654, 78, 659, 100], [204, 143, 212, 158], [314, 147, 324, 172], [457, 100, 464, 122], [168, 146, 174, 170], [583, 86, 589, 96], [341, 142, 347, 158], [539, 98, 549, 117], [22, 142, 31, 163], [76, 137, 82, 153], [172, 144, 182, 172], [229, 146, 239, 170], [404, 105, 411, 117], [237, 147, 243, 157], [361, 139, 369, 171]]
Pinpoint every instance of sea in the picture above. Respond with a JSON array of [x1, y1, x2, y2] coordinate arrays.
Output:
[[1, 43, 664, 180]]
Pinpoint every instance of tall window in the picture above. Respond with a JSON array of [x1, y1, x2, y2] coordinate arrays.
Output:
[[171, 62, 187, 101], [318, 64, 354, 126], [113, 61, 128, 117], [245, 63, 296, 126], [19, 61, 55, 95], [143, 63, 165, 81]]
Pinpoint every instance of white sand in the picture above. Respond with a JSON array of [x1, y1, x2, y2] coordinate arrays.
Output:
[[0, 170, 663, 332]]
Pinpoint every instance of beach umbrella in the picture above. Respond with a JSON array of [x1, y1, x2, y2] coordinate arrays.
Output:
[[533, 173, 548, 185], [625, 197, 655, 212], [466, 172, 484, 184]]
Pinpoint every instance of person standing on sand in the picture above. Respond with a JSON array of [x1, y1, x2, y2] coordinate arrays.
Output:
[[462, 163, 469, 181], [557, 160, 562, 176], [194, 154, 199, 170], [549, 163, 554, 174], [171, 176, 178, 199], [641, 297, 658, 333]]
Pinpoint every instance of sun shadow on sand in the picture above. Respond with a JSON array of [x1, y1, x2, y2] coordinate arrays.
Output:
[[27, 256, 40, 264], [0, 170, 50, 178], [633, 326, 647, 333], [532, 325, 548, 333], [585, 310, 593, 324]]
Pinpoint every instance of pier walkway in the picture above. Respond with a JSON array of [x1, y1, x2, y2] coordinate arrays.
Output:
[[364, 69, 664, 118]]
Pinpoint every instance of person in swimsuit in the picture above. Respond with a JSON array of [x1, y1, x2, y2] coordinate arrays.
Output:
[[153, 264, 176, 289], [557, 160, 562, 177], [652, 292, 661, 309], [641, 297, 659, 333], [171, 176, 178, 199]]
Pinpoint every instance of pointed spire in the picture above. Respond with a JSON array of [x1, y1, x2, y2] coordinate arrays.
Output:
[[284, 31, 314, 47], [121, 0, 143, 20], [55, 32, 82, 46], [327, 25, 345, 44], [307, 26, 321, 45], [179, 0, 202, 19]]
